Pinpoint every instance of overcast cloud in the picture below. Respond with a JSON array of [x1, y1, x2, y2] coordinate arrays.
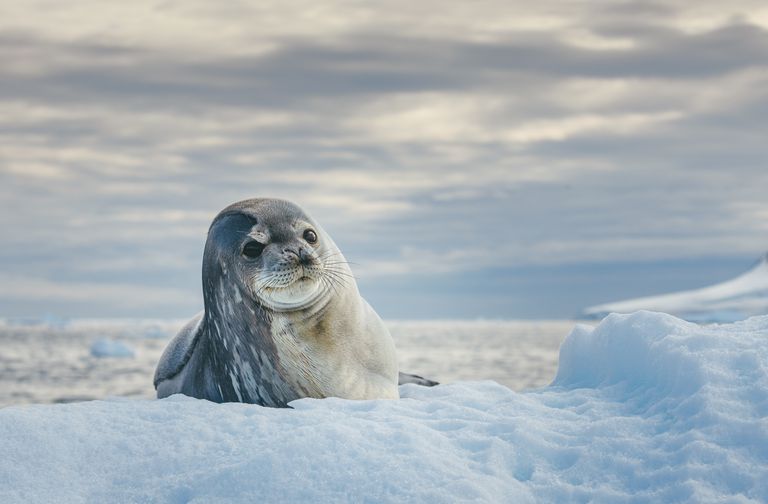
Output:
[[1, 0, 767, 318]]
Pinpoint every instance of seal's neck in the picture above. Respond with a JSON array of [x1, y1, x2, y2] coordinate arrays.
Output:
[[194, 260, 301, 406]]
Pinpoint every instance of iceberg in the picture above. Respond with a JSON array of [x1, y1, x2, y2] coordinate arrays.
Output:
[[1, 312, 767, 503], [89, 339, 136, 358], [584, 253, 768, 322]]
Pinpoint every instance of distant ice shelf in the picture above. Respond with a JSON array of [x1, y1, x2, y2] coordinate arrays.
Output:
[[584, 252, 768, 322], [2, 311, 768, 503]]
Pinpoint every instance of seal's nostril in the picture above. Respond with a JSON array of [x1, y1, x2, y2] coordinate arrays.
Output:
[[298, 247, 312, 265], [283, 247, 312, 265]]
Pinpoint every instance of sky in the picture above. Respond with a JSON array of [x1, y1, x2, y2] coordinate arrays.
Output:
[[1, 0, 767, 320]]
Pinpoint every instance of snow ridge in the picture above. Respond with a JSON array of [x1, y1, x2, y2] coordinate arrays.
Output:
[[1, 312, 768, 503]]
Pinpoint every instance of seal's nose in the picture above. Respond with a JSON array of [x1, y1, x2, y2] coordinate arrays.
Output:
[[284, 246, 313, 266], [298, 246, 313, 265]]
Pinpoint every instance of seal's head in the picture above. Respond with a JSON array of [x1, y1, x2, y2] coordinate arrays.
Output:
[[203, 198, 348, 313]]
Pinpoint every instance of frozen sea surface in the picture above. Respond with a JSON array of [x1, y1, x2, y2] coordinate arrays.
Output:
[[1, 312, 767, 503], [0, 319, 572, 406]]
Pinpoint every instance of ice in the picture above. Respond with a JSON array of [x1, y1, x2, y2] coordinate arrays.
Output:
[[89, 339, 136, 358], [584, 252, 768, 322], [2, 311, 767, 503], [140, 325, 172, 339]]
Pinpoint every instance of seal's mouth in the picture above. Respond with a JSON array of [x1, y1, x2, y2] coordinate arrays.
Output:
[[263, 278, 316, 292], [260, 268, 319, 289], [253, 266, 327, 312]]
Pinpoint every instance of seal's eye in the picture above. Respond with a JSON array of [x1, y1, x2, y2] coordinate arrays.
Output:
[[242, 240, 265, 259], [303, 229, 318, 244]]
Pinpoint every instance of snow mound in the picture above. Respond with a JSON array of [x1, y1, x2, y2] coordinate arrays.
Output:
[[2, 312, 768, 503], [584, 253, 768, 322], [89, 339, 135, 358]]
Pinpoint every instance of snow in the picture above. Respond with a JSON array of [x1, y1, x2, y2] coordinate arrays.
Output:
[[89, 339, 136, 358], [2, 311, 768, 503], [584, 253, 768, 322]]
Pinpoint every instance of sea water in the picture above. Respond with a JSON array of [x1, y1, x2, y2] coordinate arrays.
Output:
[[0, 319, 576, 407]]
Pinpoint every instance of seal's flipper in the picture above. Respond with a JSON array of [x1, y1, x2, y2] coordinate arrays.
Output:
[[398, 372, 439, 387], [153, 311, 204, 388]]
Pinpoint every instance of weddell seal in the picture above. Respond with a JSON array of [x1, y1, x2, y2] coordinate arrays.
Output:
[[154, 198, 436, 407]]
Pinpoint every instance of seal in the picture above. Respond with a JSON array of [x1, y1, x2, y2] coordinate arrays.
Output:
[[154, 198, 429, 407]]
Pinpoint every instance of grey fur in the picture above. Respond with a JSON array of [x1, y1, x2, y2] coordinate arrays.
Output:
[[153, 311, 202, 387]]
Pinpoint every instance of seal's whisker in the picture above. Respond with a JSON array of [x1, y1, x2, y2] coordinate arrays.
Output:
[[323, 267, 358, 281], [321, 269, 346, 283], [320, 268, 344, 287], [321, 276, 340, 298], [322, 275, 349, 294], [318, 251, 343, 259], [324, 261, 359, 266], [317, 253, 359, 267]]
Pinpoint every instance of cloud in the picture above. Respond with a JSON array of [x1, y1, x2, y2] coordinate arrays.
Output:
[[1, 0, 767, 317]]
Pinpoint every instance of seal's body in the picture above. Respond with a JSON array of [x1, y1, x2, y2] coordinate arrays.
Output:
[[154, 198, 400, 406]]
